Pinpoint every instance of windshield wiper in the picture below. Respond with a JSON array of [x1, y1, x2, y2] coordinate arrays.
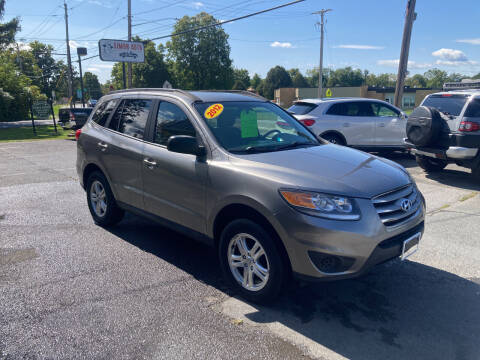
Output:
[[273, 141, 316, 151]]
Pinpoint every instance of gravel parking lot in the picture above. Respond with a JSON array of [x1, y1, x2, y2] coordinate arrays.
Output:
[[1, 139, 479, 360]]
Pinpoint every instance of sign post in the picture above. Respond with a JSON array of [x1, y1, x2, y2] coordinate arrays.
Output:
[[49, 99, 58, 133], [77, 47, 87, 107]]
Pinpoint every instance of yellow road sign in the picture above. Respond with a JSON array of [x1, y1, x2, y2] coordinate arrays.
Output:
[[326, 88, 332, 97]]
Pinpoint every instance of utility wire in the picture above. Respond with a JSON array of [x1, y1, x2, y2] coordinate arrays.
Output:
[[149, 0, 305, 41]]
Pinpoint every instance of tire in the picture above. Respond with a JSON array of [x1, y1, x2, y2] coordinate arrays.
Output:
[[322, 133, 345, 146], [407, 106, 450, 147], [218, 219, 287, 304], [416, 155, 448, 172], [86, 171, 124, 226]]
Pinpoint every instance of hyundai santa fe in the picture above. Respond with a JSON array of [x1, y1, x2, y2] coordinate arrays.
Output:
[[76, 89, 425, 303]]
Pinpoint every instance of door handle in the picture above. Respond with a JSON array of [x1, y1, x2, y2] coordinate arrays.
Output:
[[143, 158, 157, 169], [378, 123, 386, 127], [343, 122, 350, 127], [97, 142, 108, 151]]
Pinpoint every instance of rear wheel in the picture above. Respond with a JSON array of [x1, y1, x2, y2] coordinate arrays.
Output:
[[322, 133, 345, 146], [86, 171, 124, 226], [415, 155, 448, 172], [219, 219, 286, 304]]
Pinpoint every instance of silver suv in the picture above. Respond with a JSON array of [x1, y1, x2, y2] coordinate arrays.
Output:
[[76, 89, 425, 303]]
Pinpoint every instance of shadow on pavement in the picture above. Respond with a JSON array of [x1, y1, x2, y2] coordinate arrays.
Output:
[[107, 213, 480, 360]]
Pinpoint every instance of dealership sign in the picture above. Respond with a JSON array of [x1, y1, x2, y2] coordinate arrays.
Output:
[[98, 39, 145, 63]]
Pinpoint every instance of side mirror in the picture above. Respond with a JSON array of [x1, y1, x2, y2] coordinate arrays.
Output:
[[167, 135, 206, 156]]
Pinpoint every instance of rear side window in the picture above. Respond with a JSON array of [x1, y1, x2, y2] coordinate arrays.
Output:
[[91, 100, 117, 126], [370, 103, 399, 117], [422, 94, 469, 116], [464, 99, 480, 117], [287, 102, 317, 115], [155, 101, 196, 146], [118, 99, 152, 139], [326, 103, 346, 115], [327, 102, 372, 116]]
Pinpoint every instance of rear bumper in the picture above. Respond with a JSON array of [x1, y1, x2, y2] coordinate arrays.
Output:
[[404, 138, 479, 160]]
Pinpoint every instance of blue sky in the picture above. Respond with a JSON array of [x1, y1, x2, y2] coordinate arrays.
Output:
[[5, 0, 480, 83]]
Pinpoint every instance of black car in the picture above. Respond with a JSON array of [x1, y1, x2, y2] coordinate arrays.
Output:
[[59, 107, 93, 129]]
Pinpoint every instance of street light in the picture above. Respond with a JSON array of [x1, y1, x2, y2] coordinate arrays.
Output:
[[77, 47, 87, 108]]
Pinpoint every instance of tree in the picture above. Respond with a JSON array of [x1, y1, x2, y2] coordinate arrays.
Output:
[[424, 68, 449, 88], [405, 73, 427, 88], [263, 66, 292, 99], [166, 13, 233, 90], [232, 79, 246, 90], [327, 67, 364, 87], [29, 41, 63, 98], [250, 73, 262, 90], [291, 72, 309, 88], [0, 0, 20, 49], [83, 72, 102, 100], [233, 68, 250, 89], [111, 38, 171, 89], [305, 67, 331, 88], [367, 73, 396, 87]]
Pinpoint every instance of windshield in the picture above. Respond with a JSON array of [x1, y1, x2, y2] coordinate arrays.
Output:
[[287, 102, 318, 115], [194, 101, 320, 154], [423, 94, 469, 116]]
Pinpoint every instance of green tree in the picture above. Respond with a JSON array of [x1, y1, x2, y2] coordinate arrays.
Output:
[[83, 72, 102, 100], [405, 73, 427, 88], [424, 68, 449, 88], [291, 72, 309, 88], [327, 67, 364, 87], [305, 67, 331, 88], [111, 38, 171, 89], [232, 79, 246, 90], [29, 41, 63, 98], [263, 66, 292, 99], [0, 0, 20, 49], [250, 73, 262, 89], [233, 68, 250, 89], [366, 73, 396, 87], [166, 12, 233, 90]]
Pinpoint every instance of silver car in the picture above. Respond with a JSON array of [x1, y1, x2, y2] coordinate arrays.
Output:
[[288, 98, 407, 151], [76, 89, 425, 303]]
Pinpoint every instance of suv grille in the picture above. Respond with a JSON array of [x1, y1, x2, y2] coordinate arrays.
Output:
[[372, 184, 421, 228]]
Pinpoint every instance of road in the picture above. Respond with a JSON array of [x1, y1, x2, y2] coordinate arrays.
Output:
[[0, 140, 479, 359]]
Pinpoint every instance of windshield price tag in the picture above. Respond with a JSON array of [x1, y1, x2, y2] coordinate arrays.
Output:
[[205, 104, 224, 119]]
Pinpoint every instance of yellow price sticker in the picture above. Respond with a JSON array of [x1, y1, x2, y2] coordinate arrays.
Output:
[[204, 103, 224, 119]]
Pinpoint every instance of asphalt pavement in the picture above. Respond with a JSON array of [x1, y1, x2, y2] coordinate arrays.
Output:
[[0, 140, 479, 360]]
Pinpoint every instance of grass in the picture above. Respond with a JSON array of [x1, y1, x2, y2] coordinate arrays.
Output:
[[459, 192, 477, 202], [404, 109, 413, 115], [0, 125, 72, 142]]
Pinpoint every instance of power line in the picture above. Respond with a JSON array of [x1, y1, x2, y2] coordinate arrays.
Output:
[[149, 0, 305, 41]]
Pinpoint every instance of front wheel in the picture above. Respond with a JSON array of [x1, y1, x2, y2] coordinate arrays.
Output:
[[219, 219, 286, 304], [415, 155, 448, 172]]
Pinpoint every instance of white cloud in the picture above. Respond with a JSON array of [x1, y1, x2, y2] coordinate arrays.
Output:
[[432, 48, 468, 61], [435, 59, 478, 66], [456, 38, 480, 45], [69, 40, 91, 50], [334, 44, 384, 50], [377, 59, 432, 69], [192, 1, 204, 9], [270, 41, 292, 48]]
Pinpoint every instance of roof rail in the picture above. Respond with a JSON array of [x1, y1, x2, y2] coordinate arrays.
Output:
[[108, 88, 201, 101], [192, 89, 267, 101]]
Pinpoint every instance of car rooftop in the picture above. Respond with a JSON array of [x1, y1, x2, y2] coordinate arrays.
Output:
[[295, 97, 387, 104], [107, 88, 266, 103]]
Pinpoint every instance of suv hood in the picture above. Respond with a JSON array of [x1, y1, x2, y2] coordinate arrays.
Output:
[[229, 144, 410, 199]]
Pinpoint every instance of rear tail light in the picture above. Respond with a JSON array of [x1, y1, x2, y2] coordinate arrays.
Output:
[[299, 119, 316, 127], [459, 121, 480, 132], [75, 129, 82, 140], [69, 111, 76, 121]]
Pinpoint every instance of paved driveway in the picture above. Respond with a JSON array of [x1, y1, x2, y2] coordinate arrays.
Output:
[[0, 140, 479, 359]]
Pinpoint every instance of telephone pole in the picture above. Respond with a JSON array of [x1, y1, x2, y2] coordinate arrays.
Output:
[[394, 0, 416, 108], [313, 9, 331, 98], [127, 0, 132, 88], [64, 1, 74, 101]]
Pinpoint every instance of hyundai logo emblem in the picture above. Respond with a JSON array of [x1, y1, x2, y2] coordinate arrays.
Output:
[[400, 198, 412, 212]]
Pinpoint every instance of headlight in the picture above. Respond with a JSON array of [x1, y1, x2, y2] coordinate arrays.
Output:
[[280, 190, 360, 220]]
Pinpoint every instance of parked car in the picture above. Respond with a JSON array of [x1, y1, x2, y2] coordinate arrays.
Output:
[[76, 89, 425, 303], [288, 98, 408, 151], [405, 90, 480, 179], [88, 99, 98, 107], [59, 107, 93, 129]]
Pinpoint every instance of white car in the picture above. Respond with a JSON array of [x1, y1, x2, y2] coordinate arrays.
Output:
[[288, 98, 408, 151]]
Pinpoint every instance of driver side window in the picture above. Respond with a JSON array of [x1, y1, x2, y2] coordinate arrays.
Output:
[[371, 103, 399, 117]]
